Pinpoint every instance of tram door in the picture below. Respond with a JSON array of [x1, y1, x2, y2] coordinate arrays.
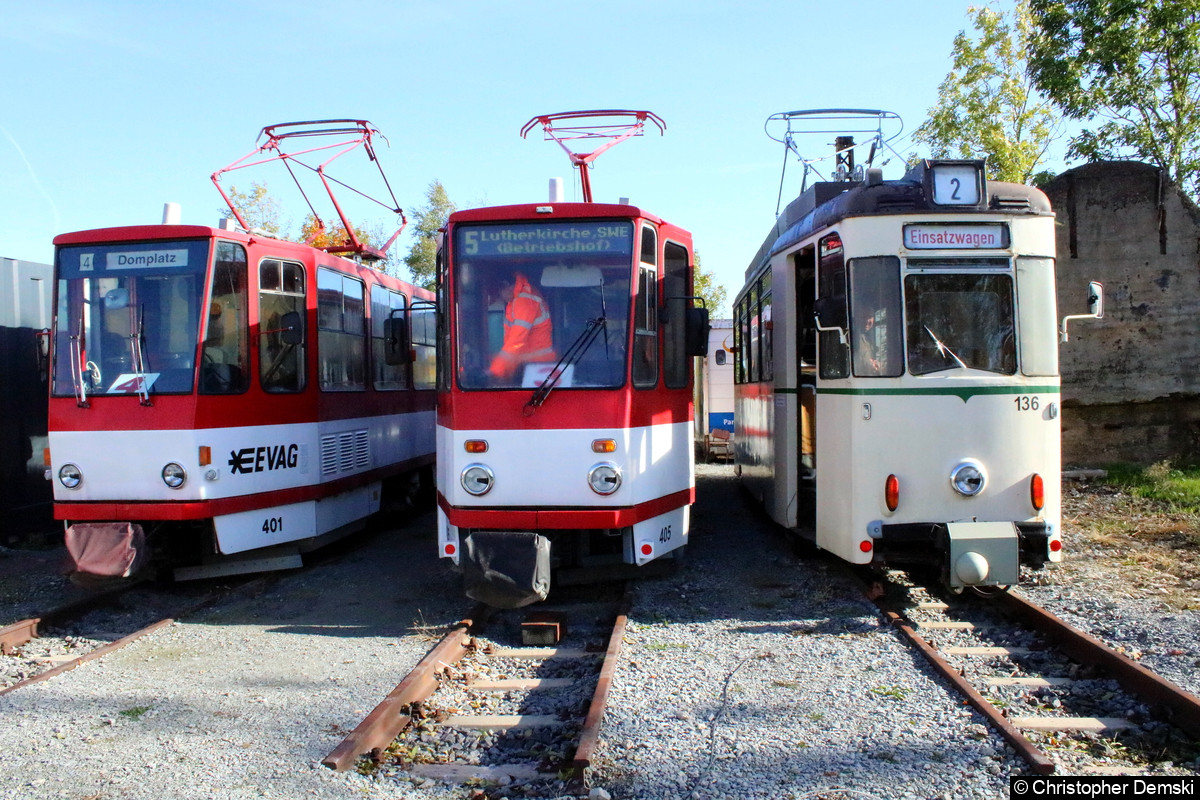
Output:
[[793, 248, 818, 525], [812, 232, 857, 556]]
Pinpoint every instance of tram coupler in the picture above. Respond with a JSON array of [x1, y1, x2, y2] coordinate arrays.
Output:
[[944, 522, 1020, 588], [461, 531, 551, 609]]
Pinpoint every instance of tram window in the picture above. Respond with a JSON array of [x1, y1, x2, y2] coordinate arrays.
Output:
[[436, 245, 451, 392], [662, 241, 690, 389], [259, 259, 306, 393], [760, 272, 773, 382], [1016, 257, 1059, 377], [411, 301, 436, 389], [905, 273, 1016, 376], [370, 285, 409, 391], [849, 257, 902, 378], [732, 300, 745, 384], [817, 234, 849, 380], [201, 242, 249, 394], [633, 228, 659, 388], [452, 220, 634, 390], [640, 227, 658, 265], [317, 268, 366, 391]]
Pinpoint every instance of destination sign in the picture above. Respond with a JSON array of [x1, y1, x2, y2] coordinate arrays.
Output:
[[106, 249, 190, 268], [60, 241, 208, 279], [903, 224, 1009, 250], [458, 221, 633, 257]]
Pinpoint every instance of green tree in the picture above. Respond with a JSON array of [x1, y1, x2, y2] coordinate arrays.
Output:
[[404, 180, 456, 290], [221, 181, 286, 237], [693, 251, 728, 319], [1027, 0, 1200, 196], [914, 1, 1061, 184]]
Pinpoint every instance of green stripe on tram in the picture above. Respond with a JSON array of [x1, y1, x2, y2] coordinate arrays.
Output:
[[770, 385, 1060, 403]]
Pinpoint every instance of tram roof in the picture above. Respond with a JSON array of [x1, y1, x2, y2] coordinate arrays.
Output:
[[448, 202, 672, 227], [745, 164, 1052, 282]]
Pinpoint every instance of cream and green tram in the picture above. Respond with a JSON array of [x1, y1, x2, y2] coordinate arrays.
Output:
[[734, 159, 1097, 590]]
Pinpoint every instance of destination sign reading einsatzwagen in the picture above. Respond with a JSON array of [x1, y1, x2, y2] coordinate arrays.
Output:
[[903, 223, 1009, 250], [458, 221, 633, 257]]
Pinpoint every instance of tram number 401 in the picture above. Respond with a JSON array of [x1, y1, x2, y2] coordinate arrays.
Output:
[[1014, 396, 1040, 412], [262, 517, 284, 534]]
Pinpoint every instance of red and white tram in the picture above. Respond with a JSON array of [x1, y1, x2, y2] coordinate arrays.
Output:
[[434, 111, 709, 607], [48, 121, 436, 581]]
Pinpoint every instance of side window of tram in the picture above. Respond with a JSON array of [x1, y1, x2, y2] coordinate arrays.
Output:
[[759, 272, 773, 382], [411, 302, 436, 390], [258, 259, 306, 393], [732, 302, 744, 384], [370, 285, 409, 391], [849, 256, 903, 378], [633, 227, 658, 388], [201, 242, 250, 394], [662, 242, 690, 389], [317, 267, 366, 391], [816, 234, 849, 380]]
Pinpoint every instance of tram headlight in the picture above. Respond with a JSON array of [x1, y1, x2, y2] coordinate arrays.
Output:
[[58, 463, 83, 490], [950, 461, 986, 497], [461, 464, 494, 496], [588, 462, 622, 495], [161, 463, 187, 489]]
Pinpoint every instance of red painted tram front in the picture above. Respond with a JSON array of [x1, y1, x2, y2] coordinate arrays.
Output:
[[434, 203, 708, 607], [48, 224, 435, 581]]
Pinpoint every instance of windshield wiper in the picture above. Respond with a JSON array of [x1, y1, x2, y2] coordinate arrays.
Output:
[[128, 303, 153, 405], [924, 325, 968, 369], [525, 317, 607, 412]]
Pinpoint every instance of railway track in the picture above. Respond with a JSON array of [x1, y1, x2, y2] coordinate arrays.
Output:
[[325, 584, 631, 794], [0, 576, 270, 694], [873, 576, 1200, 775]]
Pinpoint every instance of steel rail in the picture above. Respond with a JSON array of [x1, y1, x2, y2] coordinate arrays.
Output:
[[571, 585, 633, 778], [1001, 590, 1200, 739], [0, 617, 175, 697], [879, 608, 1057, 774], [322, 605, 487, 772]]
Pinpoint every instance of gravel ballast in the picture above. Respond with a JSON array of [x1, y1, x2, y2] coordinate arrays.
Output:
[[1, 465, 1198, 799]]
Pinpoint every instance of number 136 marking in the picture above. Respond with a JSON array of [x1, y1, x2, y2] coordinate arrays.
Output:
[[1014, 396, 1040, 411]]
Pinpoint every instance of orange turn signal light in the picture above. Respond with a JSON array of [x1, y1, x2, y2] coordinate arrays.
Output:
[[465, 440, 489, 454], [592, 439, 617, 453], [885, 474, 900, 512]]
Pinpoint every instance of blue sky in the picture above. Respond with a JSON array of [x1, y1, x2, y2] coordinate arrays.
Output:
[[1, 0, 1032, 315]]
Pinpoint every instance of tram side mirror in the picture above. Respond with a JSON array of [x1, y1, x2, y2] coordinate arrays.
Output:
[[1087, 281, 1104, 318], [813, 296, 846, 329], [1060, 280, 1104, 343], [279, 311, 304, 346], [383, 312, 411, 366], [685, 306, 710, 357]]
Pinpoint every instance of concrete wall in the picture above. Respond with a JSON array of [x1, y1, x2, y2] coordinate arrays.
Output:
[[1044, 162, 1200, 465]]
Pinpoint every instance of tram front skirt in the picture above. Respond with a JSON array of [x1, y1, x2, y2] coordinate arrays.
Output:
[[461, 530, 551, 609]]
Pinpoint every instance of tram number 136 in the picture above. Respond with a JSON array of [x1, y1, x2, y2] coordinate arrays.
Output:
[[1014, 396, 1040, 412], [262, 517, 284, 534]]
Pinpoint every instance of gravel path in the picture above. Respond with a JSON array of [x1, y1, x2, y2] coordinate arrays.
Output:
[[1, 465, 1198, 799]]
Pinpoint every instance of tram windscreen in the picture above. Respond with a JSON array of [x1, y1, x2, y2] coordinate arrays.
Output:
[[904, 273, 1016, 375], [452, 221, 634, 390], [53, 240, 209, 396]]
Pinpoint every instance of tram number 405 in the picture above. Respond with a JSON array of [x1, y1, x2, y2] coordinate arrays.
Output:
[[658, 525, 673, 543], [1014, 396, 1041, 412], [262, 516, 284, 534]]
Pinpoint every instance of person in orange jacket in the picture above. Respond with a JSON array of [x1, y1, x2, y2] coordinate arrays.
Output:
[[488, 272, 557, 381]]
